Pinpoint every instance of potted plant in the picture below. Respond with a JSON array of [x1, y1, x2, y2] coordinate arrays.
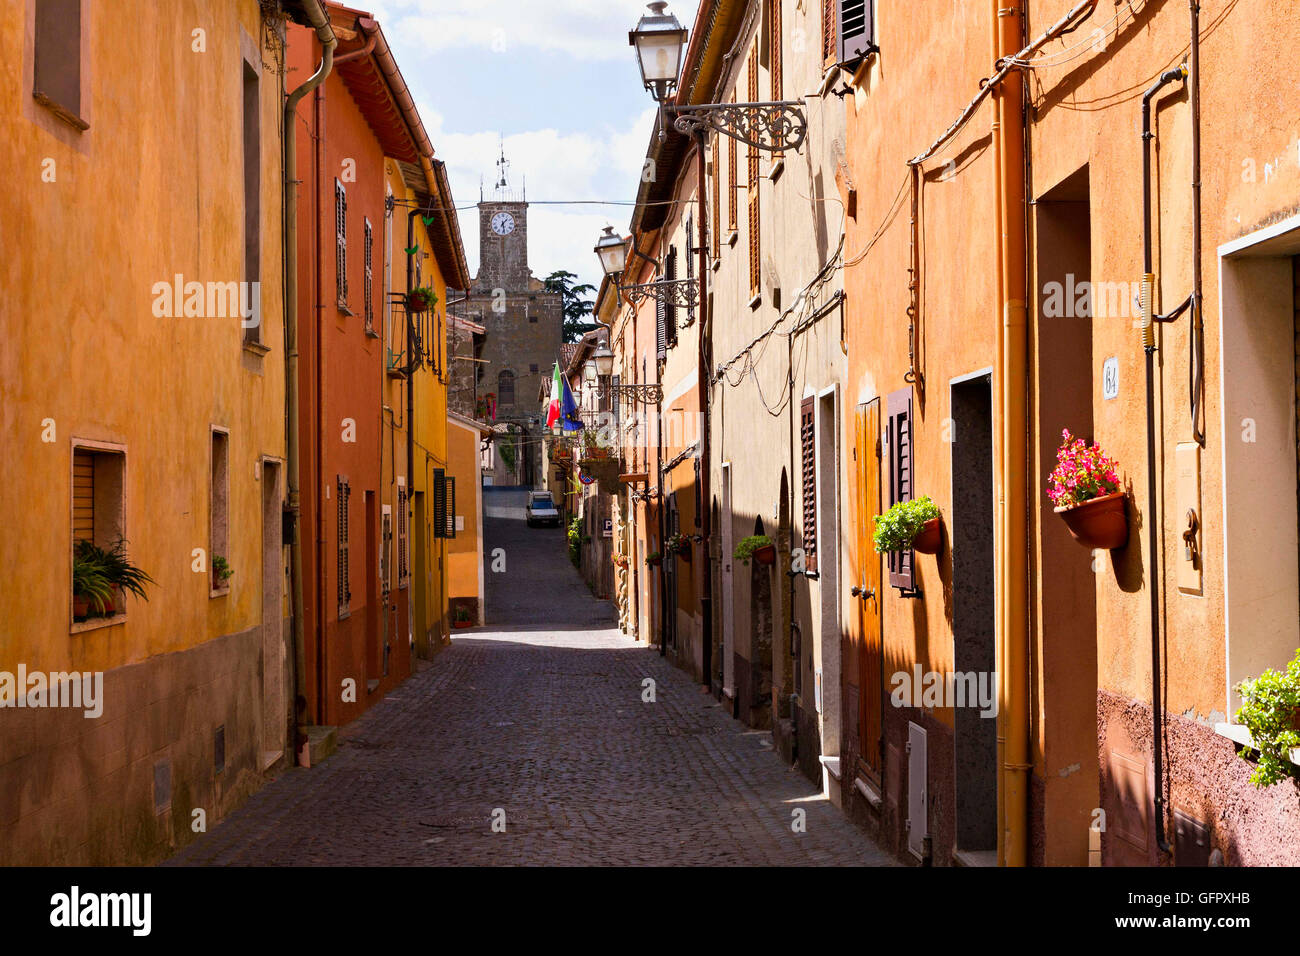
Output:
[[665, 531, 691, 561], [453, 605, 474, 629], [579, 431, 611, 461], [406, 285, 437, 314], [77, 536, 157, 613], [72, 552, 113, 621], [213, 554, 234, 588], [873, 497, 943, 555], [734, 534, 776, 566], [613, 553, 629, 569], [1234, 648, 1300, 788], [1047, 429, 1128, 550], [645, 550, 662, 567]]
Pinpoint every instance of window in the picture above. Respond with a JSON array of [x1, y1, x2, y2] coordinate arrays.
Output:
[[498, 369, 515, 406], [33, 0, 85, 129], [747, 45, 761, 301], [242, 59, 261, 345], [363, 218, 374, 333], [396, 480, 408, 589], [800, 397, 817, 572], [211, 429, 230, 592], [433, 470, 457, 539], [335, 180, 348, 307], [71, 441, 126, 625], [769, 0, 783, 101], [711, 136, 722, 259], [838, 0, 875, 66], [656, 292, 667, 363], [529, 363, 538, 374], [822, 0, 836, 65], [337, 476, 351, 615], [886, 387, 914, 590]]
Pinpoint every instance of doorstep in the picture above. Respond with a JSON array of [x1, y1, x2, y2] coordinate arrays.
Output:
[[952, 848, 997, 868], [297, 725, 338, 768]]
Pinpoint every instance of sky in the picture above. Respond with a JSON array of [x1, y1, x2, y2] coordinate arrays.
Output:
[[365, 0, 701, 295]]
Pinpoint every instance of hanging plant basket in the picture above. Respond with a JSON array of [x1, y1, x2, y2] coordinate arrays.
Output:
[[1055, 491, 1129, 550], [753, 543, 777, 566], [406, 287, 436, 314], [911, 517, 943, 555]]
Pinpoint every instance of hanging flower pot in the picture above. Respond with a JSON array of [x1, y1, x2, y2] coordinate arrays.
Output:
[[734, 535, 775, 566], [406, 286, 436, 314], [911, 516, 943, 555], [1047, 430, 1128, 550], [754, 543, 777, 566], [1055, 491, 1129, 550]]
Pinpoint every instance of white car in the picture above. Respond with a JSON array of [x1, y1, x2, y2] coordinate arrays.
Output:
[[525, 491, 560, 528]]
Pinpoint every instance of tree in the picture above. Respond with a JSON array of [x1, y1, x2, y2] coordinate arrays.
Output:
[[544, 269, 597, 343]]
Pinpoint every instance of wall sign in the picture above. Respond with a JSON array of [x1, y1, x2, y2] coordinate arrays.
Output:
[[602, 518, 613, 538], [1102, 357, 1119, 400]]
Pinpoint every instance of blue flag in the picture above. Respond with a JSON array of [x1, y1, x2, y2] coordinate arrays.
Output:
[[561, 375, 582, 432]]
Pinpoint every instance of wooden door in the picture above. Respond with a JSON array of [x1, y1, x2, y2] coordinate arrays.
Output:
[[845, 400, 883, 782]]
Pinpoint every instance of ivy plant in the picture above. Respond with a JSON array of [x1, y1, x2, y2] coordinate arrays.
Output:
[[872, 496, 940, 554], [1234, 648, 1300, 788]]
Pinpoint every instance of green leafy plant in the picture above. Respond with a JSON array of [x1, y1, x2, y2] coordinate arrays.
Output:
[[75, 537, 156, 601], [71, 553, 114, 616], [644, 550, 662, 566], [213, 554, 233, 585], [872, 497, 941, 554], [499, 434, 517, 472], [454, 605, 472, 624], [665, 531, 691, 556], [733, 534, 773, 565], [1234, 648, 1300, 788], [567, 516, 582, 567]]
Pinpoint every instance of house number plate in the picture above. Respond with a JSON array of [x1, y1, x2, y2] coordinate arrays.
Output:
[[1102, 357, 1119, 400]]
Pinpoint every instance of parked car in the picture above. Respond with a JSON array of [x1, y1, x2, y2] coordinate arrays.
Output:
[[525, 491, 560, 528]]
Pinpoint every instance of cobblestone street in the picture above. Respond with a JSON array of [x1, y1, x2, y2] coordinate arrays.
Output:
[[166, 489, 893, 867]]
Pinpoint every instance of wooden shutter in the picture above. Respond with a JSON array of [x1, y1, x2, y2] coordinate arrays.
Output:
[[747, 45, 760, 300], [335, 181, 348, 304], [337, 477, 351, 613], [72, 449, 95, 546], [886, 387, 914, 590], [711, 137, 721, 259], [838, 0, 874, 65], [433, 469, 447, 539], [363, 218, 373, 329], [656, 292, 667, 362], [397, 484, 408, 587], [33, 0, 81, 120], [445, 476, 457, 538], [823, 0, 837, 64], [801, 397, 817, 573], [381, 509, 392, 593], [769, 0, 783, 101], [665, 246, 678, 346], [685, 216, 695, 326], [727, 97, 738, 235]]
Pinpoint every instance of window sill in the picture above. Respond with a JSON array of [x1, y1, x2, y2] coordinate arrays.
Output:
[[711, 258, 721, 273], [71, 612, 126, 634], [364, 327, 380, 339], [1214, 722, 1300, 766], [768, 159, 785, 183], [337, 302, 354, 317], [33, 91, 89, 131], [242, 340, 271, 357], [210, 585, 231, 599], [748, 293, 761, 310], [727, 231, 738, 248]]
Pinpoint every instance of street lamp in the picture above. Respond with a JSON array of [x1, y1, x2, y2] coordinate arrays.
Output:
[[594, 226, 629, 279], [629, 2, 808, 153], [628, 2, 687, 104], [592, 341, 615, 378]]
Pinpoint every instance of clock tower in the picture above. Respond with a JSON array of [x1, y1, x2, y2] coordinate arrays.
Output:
[[475, 149, 530, 292]]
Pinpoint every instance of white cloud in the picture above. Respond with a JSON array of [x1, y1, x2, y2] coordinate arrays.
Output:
[[369, 0, 686, 61]]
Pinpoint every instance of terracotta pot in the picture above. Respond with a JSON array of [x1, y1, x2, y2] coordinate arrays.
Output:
[[912, 517, 942, 555], [754, 544, 777, 566], [1055, 491, 1129, 550], [676, 543, 692, 562], [453, 620, 473, 629], [72, 595, 89, 620], [406, 292, 431, 313]]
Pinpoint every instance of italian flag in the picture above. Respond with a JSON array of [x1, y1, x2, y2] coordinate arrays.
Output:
[[545, 363, 562, 429]]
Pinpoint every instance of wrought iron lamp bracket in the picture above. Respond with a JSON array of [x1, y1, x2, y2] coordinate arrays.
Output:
[[664, 100, 808, 153]]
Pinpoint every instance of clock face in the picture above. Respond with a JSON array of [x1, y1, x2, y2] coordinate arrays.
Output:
[[490, 212, 516, 236]]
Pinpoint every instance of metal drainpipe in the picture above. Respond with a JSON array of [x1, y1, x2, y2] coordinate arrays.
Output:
[[284, 0, 335, 757], [1140, 63, 1188, 856]]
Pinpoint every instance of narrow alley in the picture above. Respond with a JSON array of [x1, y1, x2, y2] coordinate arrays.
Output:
[[165, 489, 892, 866]]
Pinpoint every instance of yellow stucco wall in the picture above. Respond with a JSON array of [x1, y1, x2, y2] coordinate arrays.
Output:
[[447, 416, 484, 608]]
